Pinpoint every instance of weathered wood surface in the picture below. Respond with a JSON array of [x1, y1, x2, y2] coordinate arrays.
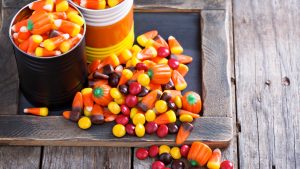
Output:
[[234, 0, 300, 168]]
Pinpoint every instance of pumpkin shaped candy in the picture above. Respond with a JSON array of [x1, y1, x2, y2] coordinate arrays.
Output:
[[182, 91, 202, 114], [187, 141, 212, 166], [92, 84, 113, 106]]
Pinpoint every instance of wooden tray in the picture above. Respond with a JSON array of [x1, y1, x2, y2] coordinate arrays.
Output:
[[0, 8, 232, 147]]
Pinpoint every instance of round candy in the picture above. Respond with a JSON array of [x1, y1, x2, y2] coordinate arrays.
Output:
[[179, 114, 193, 123], [112, 124, 126, 137], [155, 100, 168, 113], [168, 58, 180, 69], [133, 113, 146, 125], [157, 47, 170, 58], [137, 86, 149, 97], [157, 124, 169, 138], [149, 145, 159, 157], [171, 160, 185, 169], [220, 160, 234, 169], [159, 145, 170, 155], [110, 88, 122, 99], [108, 102, 121, 114], [115, 114, 129, 125], [125, 123, 135, 135], [136, 148, 149, 160], [159, 153, 173, 165], [125, 95, 138, 107], [180, 145, 190, 157], [121, 104, 130, 116], [136, 62, 148, 71], [114, 96, 125, 105], [167, 123, 178, 134], [135, 123, 145, 137], [174, 96, 182, 109], [145, 122, 158, 134], [130, 108, 138, 119], [118, 84, 129, 95], [108, 72, 120, 87], [145, 110, 156, 122], [137, 73, 150, 86], [78, 117, 92, 130], [129, 82, 142, 95], [152, 161, 165, 169], [170, 147, 181, 160]]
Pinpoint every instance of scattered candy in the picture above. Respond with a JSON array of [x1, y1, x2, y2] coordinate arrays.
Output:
[[149, 145, 159, 157], [145, 122, 158, 134], [135, 123, 145, 137], [176, 122, 194, 145], [170, 147, 181, 160], [207, 148, 222, 169], [180, 145, 190, 158], [112, 124, 126, 137], [136, 148, 149, 160], [78, 116, 91, 129], [159, 153, 173, 165], [152, 161, 165, 169], [159, 145, 170, 155], [171, 159, 185, 169], [24, 107, 48, 116], [156, 124, 169, 138], [220, 160, 234, 169]]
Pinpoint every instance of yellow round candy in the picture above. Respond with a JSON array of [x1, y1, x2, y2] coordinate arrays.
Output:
[[137, 73, 150, 86], [112, 124, 126, 137], [155, 100, 168, 113], [122, 69, 133, 79], [170, 147, 181, 159], [135, 123, 145, 137], [179, 114, 194, 123], [115, 96, 125, 105], [78, 117, 92, 130], [174, 96, 182, 109], [108, 102, 121, 114], [133, 113, 146, 125], [110, 88, 122, 99], [145, 110, 156, 122], [159, 145, 170, 155], [130, 108, 138, 119]]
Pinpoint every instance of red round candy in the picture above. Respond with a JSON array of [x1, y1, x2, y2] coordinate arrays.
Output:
[[125, 95, 138, 107], [129, 82, 142, 95], [136, 62, 148, 71], [152, 161, 165, 169], [136, 148, 149, 160], [148, 145, 159, 157], [157, 47, 170, 58], [125, 123, 135, 135], [180, 145, 190, 157], [121, 105, 130, 116], [145, 122, 158, 134], [156, 124, 169, 138], [220, 160, 234, 169], [115, 114, 129, 125], [168, 58, 180, 69]]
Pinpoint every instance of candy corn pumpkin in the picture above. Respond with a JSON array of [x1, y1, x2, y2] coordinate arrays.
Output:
[[147, 64, 171, 84], [92, 84, 113, 106], [187, 141, 212, 166], [182, 91, 202, 114]]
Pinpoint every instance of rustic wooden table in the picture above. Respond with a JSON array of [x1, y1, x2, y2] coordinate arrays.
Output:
[[0, 0, 299, 169]]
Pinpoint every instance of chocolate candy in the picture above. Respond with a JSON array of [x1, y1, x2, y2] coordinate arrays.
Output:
[[171, 160, 185, 169], [159, 153, 173, 165], [103, 64, 114, 75], [167, 123, 178, 134], [137, 86, 150, 97], [108, 72, 120, 87], [118, 84, 129, 95]]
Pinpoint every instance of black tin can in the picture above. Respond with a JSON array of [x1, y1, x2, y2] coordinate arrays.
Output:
[[9, 2, 88, 109]]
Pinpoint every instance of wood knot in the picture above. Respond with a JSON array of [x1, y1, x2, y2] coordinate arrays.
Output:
[[265, 80, 271, 86], [282, 77, 290, 86], [231, 77, 236, 85]]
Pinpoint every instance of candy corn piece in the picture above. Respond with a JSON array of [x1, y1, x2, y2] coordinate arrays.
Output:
[[168, 36, 183, 54], [154, 110, 176, 125], [130, 70, 144, 81], [164, 90, 182, 100], [154, 35, 169, 48], [43, 34, 70, 51], [176, 122, 194, 145], [43, 0, 55, 12], [131, 45, 142, 57], [137, 89, 162, 112], [118, 69, 133, 85], [55, 0, 69, 12], [207, 149, 222, 169], [59, 34, 82, 53], [137, 30, 158, 47], [35, 47, 61, 57], [103, 107, 117, 122], [31, 24, 52, 35], [49, 30, 64, 38], [145, 39, 165, 50], [98, 54, 120, 69], [170, 54, 193, 64], [11, 19, 28, 32], [72, 92, 83, 113], [70, 111, 81, 122], [177, 109, 200, 119], [91, 104, 105, 124], [28, 11, 52, 35], [118, 49, 133, 64], [27, 35, 43, 54], [16, 26, 31, 40], [28, 1, 46, 11], [62, 110, 71, 120], [67, 12, 84, 26], [171, 70, 187, 91], [54, 19, 81, 37], [107, 0, 122, 7], [81, 88, 94, 112], [24, 107, 48, 116], [19, 39, 30, 52], [88, 59, 101, 74], [143, 60, 156, 68], [137, 46, 157, 60], [80, 0, 106, 10], [177, 63, 189, 77], [49, 12, 67, 20]]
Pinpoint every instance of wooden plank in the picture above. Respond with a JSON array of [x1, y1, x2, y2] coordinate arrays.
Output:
[[234, 0, 300, 168], [0, 115, 232, 147], [201, 10, 231, 118], [2, 0, 226, 10], [41, 147, 131, 169]]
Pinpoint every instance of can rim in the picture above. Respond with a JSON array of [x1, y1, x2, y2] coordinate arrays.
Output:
[[68, 0, 129, 13], [8, 1, 87, 60]]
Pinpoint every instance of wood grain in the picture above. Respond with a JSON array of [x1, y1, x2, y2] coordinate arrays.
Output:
[[42, 147, 131, 169], [234, 0, 300, 168]]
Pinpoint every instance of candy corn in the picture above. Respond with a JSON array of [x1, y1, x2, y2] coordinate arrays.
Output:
[[171, 70, 187, 91], [43, 0, 54, 12], [118, 69, 133, 85], [69, 111, 81, 122], [49, 12, 68, 20], [168, 36, 183, 54], [24, 107, 48, 116], [12, 19, 28, 32], [98, 54, 120, 69], [54, 19, 81, 37], [154, 35, 169, 48], [177, 63, 189, 77], [19, 39, 30, 52], [91, 104, 105, 124], [35, 47, 61, 57], [81, 88, 94, 112], [80, 0, 106, 10], [59, 34, 82, 53], [137, 30, 158, 47], [176, 122, 193, 145], [63, 110, 71, 119], [137, 89, 162, 112], [154, 110, 176, 125], [177, 109, 200, 119], [27, 35, 43, 54], [107, 0, 122, 7], [72, 92, 83, 113], [207, 149, 222, 169], [67, 11, 84, 26], [137, 46, 157, 60], [16, 26, 31, 40], [43, 34, 69, 51], [88, 59, 101, 74], [170, 54, 193, 64], [55, 0, 69, 12], [118, 49, 133, 64]]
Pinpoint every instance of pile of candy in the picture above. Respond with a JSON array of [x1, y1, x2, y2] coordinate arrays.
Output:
[[11, 0, 84, 57], [62, 30, 201, 144], [136, 142, 234, 169], [72, 0, 124, 10]]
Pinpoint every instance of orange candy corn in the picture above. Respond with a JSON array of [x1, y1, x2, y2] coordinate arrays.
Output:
[[27, 35, 43, 54], [54, 19, 81, 37], [118, 69, 133, 85], [11, 19, 28, 32], [35, 47, 61, 57], [177, 63, 189, 77], [24, 107, 48, 116], [177, 109, 200, 119], [137, 46, 157, 60], [67, 11, 84, 26], [19, 39, 30, 52], [137, 89, 162, 112], [103, 107, 117, 122], [28, 1, 46, 11], [137, 30, 158, 47], [130, 70, 144, 81], [170, 54, 193, 64], [80, 0, 106, 10], [16, 26, 31, 40], [55, 0, 69, 12], [49, 12, 68, 20], [81, 88, 94, 112], [59, 34, 82, 53], [154, 35, 169, 48], [43, 34, 69, 51], [72, 92, 83, 113], [168, 36, 183, 54], [107, 0, 122, 7], [28, 11, 52, 35], [91, 104, 105, 124], [154, 110, 176, 125], [118, 49, 133, 64], [98, 54, 120, 69], [43, 0, 55, 12], [63, 110, 71, 119], [207, 149, 222, 169], [88, 59, 101, 74], [176, 122, 193, 145], [171, 70, 187, 91]]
